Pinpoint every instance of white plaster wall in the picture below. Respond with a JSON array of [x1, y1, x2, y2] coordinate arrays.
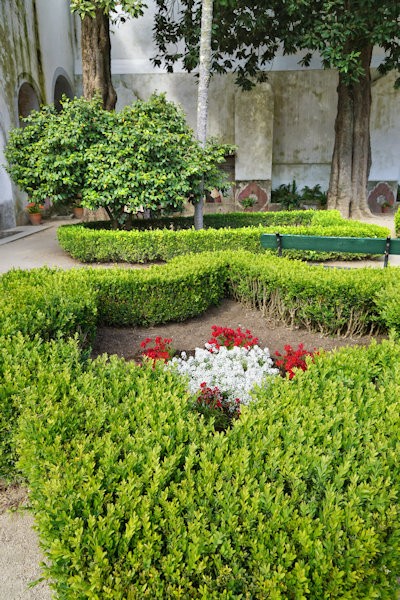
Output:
[[270, 70, 337, 191], [36, 0, 76, 102], [113, 73, 236, 143], [370, 70, 400, 183]]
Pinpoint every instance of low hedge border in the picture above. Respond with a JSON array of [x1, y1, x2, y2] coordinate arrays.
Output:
[[57, 210, 390, 263], [79, 209, 318, 231], [2, 252, 400, 597]]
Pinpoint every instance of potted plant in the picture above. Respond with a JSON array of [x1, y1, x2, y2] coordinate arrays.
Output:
[[26, 202, 44, 225], [381, 201, 393, 214], [239, 195, 257, 210], [72, 198, 84, 219]]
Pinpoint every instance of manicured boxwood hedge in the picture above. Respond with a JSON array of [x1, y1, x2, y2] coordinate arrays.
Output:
[[57, 209, 390, 263], [80, 209, 318, 231], [2, 252, 400, 598]]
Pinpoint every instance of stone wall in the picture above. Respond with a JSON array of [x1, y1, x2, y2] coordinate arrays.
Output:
[[0, 0, 75, 228]]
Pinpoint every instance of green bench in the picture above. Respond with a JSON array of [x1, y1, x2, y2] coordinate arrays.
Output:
[[260, 233, 400, 267]]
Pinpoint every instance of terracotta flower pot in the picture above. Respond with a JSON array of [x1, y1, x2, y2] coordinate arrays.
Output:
[[73, 206, 84, 219], [28, 212, 42, 225]]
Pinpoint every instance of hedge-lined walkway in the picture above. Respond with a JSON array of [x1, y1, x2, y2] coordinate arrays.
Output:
[[0, 212, 397, 274]]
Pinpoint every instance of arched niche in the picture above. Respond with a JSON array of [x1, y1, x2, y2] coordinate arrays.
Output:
[[18, 82, 40, 125], [54, 74, 74, 111]]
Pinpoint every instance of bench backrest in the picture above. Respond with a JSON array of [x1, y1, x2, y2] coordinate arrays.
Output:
[[260, 234, 400, 266]]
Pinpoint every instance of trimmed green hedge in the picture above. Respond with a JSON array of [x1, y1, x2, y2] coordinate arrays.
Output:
[[85, 254, 229, 326], [225, 250, 391, 335], [2, 251, 400, 597], [394, 207, 400, 236], [57, 210, 390, 263], [80, 209, 318, 231], [15, 341, 400, 598], [0, 268, 97, 343]]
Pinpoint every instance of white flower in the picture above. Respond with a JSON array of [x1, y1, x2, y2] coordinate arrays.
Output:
[[167, 345, 278, 406]]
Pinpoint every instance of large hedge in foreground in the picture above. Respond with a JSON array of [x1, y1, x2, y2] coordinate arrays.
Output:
[[16, 341, 400, 598], [57, 209, 390, 263], [2, 252, 400, 597]]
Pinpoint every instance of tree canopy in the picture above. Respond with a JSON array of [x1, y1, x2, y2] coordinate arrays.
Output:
[[70, 0, 145, 19], [5, 94, 232, 228], [153, 0, 400, 88], [153, 0, 400, 216]]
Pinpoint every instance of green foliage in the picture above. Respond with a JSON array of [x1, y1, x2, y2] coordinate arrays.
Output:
[[5, 94, 231, 226], [2, 248, 400, 596], [57, 211, 390, 263], [394, 207, 400, 236], [226, 250, 388, 336], [79, 209, 318, 231], [70, 0, 145, 19], [15, 340, 400, 597], [271, 182, 327, 210], [0, 335, 83, 480], [0, 268, 97, 344], [5, 96, 111, 204], [271, 180, 302, 209], [153, 1, 400, 88], [87, 254, 229, 325], [83, 93, 233, 227]]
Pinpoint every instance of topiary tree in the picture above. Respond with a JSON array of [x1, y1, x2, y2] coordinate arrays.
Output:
[[83, 93, 232, 227], [5, 94, 232, 227], [5, 96, 110, 207]]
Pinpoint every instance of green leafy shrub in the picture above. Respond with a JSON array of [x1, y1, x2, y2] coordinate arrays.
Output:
[[394, 206, 400, 236], [80, 209, 317, 231], [271, 180, 327, 209], [2, 251, 400, 596], [226, 250, 388, 335], [5, 97, 111, 206], [15, 341, 400, 597], [5, 94, 231, 226], [0, 268, 97, 343], [0, 335, 83, 480], [83, 94, 232, 227], [87, 254, 229, 326]]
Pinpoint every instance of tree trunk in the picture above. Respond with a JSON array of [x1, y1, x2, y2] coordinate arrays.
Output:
[[81, 9, 117, 110], [327, 45, 373, 219], [194, 0, 213, 230]]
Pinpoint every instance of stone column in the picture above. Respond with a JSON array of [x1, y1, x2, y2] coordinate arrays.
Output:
[[234, 82, 274, 211]]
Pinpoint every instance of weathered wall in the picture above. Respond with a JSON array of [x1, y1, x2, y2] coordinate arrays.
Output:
[[370, 70, 400, 183], [0, 0, 75, 228], [101, 3, 400, 200]]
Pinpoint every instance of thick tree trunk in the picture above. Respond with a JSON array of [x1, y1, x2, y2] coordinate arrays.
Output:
[[327, 45, 373, 219], [81, 9, 117, 110], [194, 0, 213, 230]]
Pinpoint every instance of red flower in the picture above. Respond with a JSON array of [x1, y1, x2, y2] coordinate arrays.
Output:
[[275, 344, 317, 379], [140, 336, 175, 364], [207, 325, 259, 350]]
